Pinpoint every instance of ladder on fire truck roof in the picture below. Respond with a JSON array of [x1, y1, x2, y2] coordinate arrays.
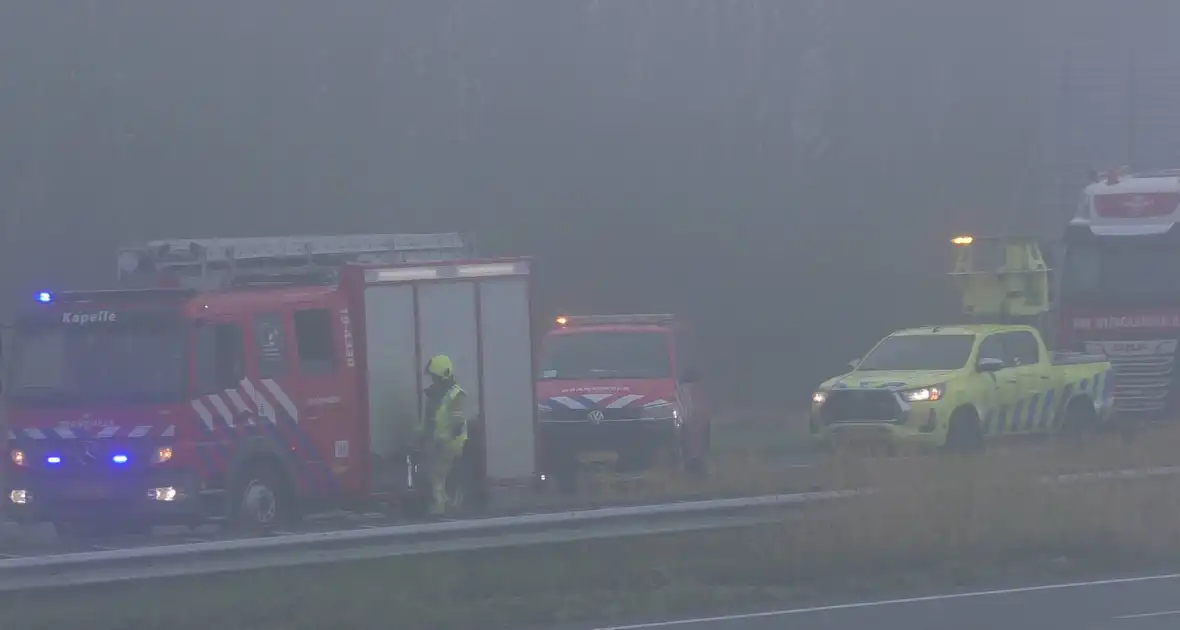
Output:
[[116, 233, 476, 290], [947, 234, 1052, 326]]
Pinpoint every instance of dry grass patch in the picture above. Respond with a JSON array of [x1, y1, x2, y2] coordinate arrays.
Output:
[[6, 426, 1180, 630]]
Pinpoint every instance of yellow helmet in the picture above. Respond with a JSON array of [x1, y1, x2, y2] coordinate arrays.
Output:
[[424, 354, 454, 379]]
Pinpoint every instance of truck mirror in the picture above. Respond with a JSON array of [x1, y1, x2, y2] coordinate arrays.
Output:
[[678, 367, 700, 383], [848, 358, 861, 369], [976, 357, 1005, 373]]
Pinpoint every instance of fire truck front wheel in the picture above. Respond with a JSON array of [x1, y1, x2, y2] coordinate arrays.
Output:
[[229, 459, 298, 532]]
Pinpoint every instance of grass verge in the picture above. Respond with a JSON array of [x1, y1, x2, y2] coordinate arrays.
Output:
[[7, 428, 1180, 630]]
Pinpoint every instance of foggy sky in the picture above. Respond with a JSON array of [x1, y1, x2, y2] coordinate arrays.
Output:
[[1, 1, 1176, 404]]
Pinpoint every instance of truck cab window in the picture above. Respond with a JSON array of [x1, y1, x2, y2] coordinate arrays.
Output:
[[253, 313, 288, 378], [977, 334, 1010, 368], [196, 323, 244, 392], [294, 309, 335, 374], [1000, 331, 1040, 366]]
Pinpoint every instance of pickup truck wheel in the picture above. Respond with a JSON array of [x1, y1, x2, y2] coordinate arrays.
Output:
[[943, 408, 984, 454], [1060, 398, 1098, 437]]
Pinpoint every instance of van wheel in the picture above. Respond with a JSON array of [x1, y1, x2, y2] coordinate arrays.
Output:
[[943, 408, 984, 454], [229, 460, 297, 533]]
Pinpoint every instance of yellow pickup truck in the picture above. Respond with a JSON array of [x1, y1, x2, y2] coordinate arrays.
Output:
[[809, 324, 1114, 452]]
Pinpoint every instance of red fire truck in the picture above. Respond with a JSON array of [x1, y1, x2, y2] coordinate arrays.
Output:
[[535, 314, 711, 490], [2, 234, 537, 534], [1057, 169, 1180, 421]]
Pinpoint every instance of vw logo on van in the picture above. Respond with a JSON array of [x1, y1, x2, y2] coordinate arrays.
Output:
[[587, 410, 605, 424]]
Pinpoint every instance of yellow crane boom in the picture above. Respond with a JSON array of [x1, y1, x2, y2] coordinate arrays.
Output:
[[948, 235, 1052, 324]]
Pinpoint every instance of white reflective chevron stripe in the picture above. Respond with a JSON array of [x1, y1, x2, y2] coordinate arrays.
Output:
[[8, 425, 170, 439], [225, 389, 251, 412], [241, 378, 276, 424], [551, 396, 586, 409], [644, 399, 671, 407], [262, 379, 299, 423], [207, 394, 236, 426], [191, 399, 216, 431], [582, 393, 613, 403], [607, 394, 644, 408]]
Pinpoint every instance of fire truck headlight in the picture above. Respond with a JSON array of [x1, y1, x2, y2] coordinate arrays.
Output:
[[642, 403, 676, 421], [148, 487, 179, 502], [8, 489, 30, 505], [10, 449, 27, 467], [151, 446, 173, 464]]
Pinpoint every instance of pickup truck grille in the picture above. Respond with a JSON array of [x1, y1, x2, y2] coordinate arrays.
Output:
[[821, 390, 902, 424]]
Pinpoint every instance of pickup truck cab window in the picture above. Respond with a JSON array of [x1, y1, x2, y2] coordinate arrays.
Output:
[[977, 334, 1009, 368], [998, 330, 1040, 366]]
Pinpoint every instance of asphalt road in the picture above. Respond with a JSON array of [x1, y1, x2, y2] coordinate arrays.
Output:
[[588, 573, 1180, 630]]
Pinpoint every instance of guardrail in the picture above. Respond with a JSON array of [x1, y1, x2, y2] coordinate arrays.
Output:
[[0, 489, 861, 591], [0, 465, 1177, 591]]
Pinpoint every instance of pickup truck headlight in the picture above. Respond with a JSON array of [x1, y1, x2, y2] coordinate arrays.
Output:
[[812, 391, 827, 405], [901, 384, 944, 403]]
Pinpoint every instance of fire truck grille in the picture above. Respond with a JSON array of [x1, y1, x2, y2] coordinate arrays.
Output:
[[1107, 356, 1173, 414], [543, 407, 643, 422]]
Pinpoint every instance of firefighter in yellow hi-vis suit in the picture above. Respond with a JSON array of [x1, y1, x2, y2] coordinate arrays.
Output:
[[418, 355, 469, 516]]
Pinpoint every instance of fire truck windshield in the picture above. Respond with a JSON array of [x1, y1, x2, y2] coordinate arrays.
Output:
[[1061, 239, 1180, 302], [539, 331, 672, 380], [7, 317, 186, 402]]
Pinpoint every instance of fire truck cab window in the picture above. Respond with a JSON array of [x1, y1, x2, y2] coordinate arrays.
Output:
[[196, 323, 245, 392], [294, 309, 335, 374], [252, 313, 288, 378], [1063, 243, 1180, 297]]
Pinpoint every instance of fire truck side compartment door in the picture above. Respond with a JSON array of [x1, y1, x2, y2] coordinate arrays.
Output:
[[476, 277, 535, 483], [362, 285, 418, 468], [416, 282, 481, 414]]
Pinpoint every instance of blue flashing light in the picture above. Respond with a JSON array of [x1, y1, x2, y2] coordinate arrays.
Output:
[[46, 456, 61, 465], [36, 291, 52, 303], [111, 454, 129, 465]]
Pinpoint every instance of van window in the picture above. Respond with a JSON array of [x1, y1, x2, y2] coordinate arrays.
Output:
[[294, 309, 335, 374], [252, 313, 287, 378], [196, 323, 244, 392]]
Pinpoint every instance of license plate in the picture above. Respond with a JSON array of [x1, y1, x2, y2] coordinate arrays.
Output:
[[68, 482, 112, 500], [579, 451, 619, 464]]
